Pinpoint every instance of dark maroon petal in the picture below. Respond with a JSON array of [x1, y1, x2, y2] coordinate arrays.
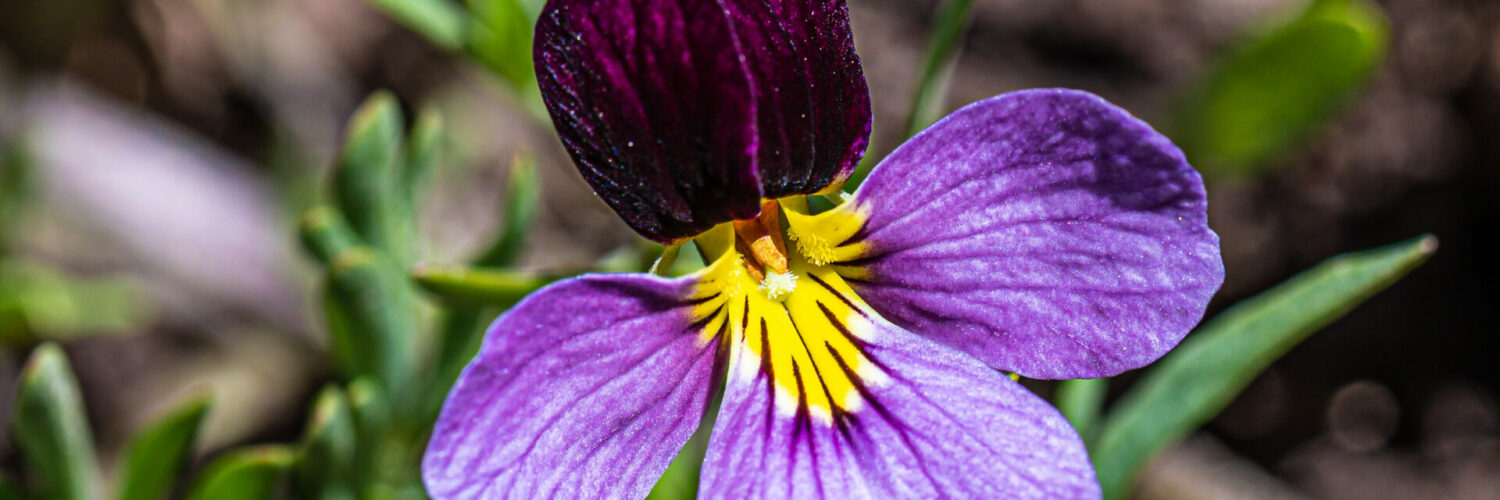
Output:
[[724, 0, 873, 197], [535, 0, 763, 242], [534, 0, 872, 242]]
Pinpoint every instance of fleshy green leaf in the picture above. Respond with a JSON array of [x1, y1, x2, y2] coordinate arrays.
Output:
[[1173, 0, 1388, 175], [360, 0, 468, 50], [12, 343, 102, 500], [1055, 378, 1107, 441], [345, 378, 393, 488], [1091, 234, 1437, 499], [474, 155, 539, 268], [325, 248, 418, 395], [334, 92, 411, 264], [116, 395, 212, 500], [411, 264, 556, 307], [185, 446, 296, 500], [298, 206, 362, 265], [294, 386, 357, 497], [403, 107, 444, 204]]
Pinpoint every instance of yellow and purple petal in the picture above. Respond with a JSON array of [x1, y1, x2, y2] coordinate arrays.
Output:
[[699, 313, 1099, 498], [534, 0, 872, 242], [832, 89, 1224, 379], [422, 274, 719, 499]]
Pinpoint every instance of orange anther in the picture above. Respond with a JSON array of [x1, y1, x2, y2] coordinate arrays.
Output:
[[750, 235, 788, 274], [733, 200, 791, 275]]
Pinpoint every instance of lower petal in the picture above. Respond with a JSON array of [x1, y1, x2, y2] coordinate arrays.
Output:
[[699, 313, 1099, 499], [423, 274, 719, 499]]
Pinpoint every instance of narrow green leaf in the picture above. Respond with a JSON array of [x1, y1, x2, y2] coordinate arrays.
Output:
[[185, 446, 296, 500], [345, 378, 393, 488], [0, 138, 36, 253], [12, 343, 101, 500], [116, 395, 212, 500], [411, 264, 557, 306], [844, 0, 974, 191], [326, 248, 418, 395], [0, 476, 24, 500], [474, 155, 539, 268], [1091, 234, 1437, 499], [334, 92, 411, 263], [901, 0, 975, 139], [1055, 378, 1107, 441], [1174, 0, 1388, 176], [360, 0, 468, 50], [294, 386, 357, 497]]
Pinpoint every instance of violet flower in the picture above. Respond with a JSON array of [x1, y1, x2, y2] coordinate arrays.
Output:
[[423, 0, 1224, 498]]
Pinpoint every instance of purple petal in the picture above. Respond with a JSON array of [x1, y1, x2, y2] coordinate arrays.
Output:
[[723, 0, 873, 196], [534, 0, 871, 242], [423, 274, 718, 499], [699, 316, 1099, 499], [846, 89, 1223, 379]]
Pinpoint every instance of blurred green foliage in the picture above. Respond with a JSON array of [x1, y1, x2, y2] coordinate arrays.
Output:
[[116, 396, 212, 500], [1173, 0, 1388, 176], [1086, 235, 1436, 499], [0, 260, 150, 345], [12, 344, 102, 500]]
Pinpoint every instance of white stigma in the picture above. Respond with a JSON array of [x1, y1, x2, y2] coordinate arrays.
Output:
[[759, 271, 798, 302]]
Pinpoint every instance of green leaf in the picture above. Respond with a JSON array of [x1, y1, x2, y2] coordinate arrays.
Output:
[[403, 107, 444, 204], [1173, 0, 1388, 176], [474, 155, 539, 268], [0, 259, 150, 345], [1090, 234, 1437, 499], [294, 386, 357, 497], [345, 378, 393, 487], [411, 264, 557, 306], [427, 307, 489, 419], [0, 138, 36, 253], [116, 395, 212, 500], [901, 0, 975, 139], [360, 0, 468, 50], [185, 446, 295, 500], [465, 0, 536, 90], [12, 343, 102, 500], [298, 206, 362, 265], [334, 92, 412, 264], [325, 248, 418, 395], [844, 0, 975, 191], [1055, 378, 1107, 441]]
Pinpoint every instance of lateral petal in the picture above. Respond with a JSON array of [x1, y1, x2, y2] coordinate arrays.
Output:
[[423, 274, 719, 499], [842, 89, 1224, 379]]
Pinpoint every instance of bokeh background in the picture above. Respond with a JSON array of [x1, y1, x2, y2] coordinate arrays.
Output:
[[0, 0, 1495, 498]]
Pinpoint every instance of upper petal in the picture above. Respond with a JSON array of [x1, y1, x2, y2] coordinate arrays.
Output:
[[699, 310, 1098, 499], [534, 0, 872, 242], [843, 89, 1224, 379], [723, 0, 873, 196], [423, 274, 719, 499], [535, 0, 762, 242]]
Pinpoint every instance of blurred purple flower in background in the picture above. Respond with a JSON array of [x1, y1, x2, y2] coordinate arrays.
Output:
[[422, 0, 1224, 498]]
